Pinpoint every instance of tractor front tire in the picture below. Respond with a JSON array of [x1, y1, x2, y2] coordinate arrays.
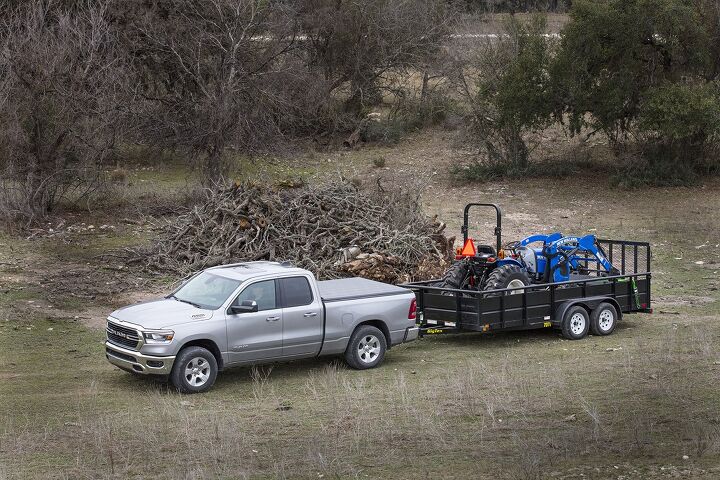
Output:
[[483, 265, 531, 293]]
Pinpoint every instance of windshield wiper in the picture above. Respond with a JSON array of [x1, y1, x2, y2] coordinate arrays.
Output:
[[167, 294, 202, 309]]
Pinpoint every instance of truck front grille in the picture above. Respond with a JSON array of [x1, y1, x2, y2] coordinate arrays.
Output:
[[107, 321, 141, 350]]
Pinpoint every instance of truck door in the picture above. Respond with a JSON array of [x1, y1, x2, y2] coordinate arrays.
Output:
[[226, 279, 283, 364], [278, 276, 324, 357]]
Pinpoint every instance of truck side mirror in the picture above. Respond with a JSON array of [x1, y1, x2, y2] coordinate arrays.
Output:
[[229, 300, 258, 314]]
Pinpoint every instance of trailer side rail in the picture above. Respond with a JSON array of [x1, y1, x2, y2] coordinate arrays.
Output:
[[402, 272, 651, 335]]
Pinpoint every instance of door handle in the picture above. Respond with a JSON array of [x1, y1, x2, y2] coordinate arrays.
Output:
[[303, 312, 318, 317], [266, 316, 280, 322]]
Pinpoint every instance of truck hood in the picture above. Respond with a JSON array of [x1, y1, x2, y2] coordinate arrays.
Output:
[[109, 298, 215, 329]]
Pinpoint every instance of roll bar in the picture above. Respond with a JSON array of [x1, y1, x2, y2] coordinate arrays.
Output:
[[461, 203, 502, 253]]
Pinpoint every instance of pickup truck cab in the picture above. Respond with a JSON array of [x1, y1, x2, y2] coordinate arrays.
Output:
[[105, 261, 418, 392]]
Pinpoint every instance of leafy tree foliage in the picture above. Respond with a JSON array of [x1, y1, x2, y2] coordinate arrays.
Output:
[[551, 0, 713, 139], [455, 14, 553, 173], [547, 0, 720, 183]]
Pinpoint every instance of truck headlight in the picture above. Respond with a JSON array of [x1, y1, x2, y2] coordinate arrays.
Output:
[[143, 330, 174, 344]]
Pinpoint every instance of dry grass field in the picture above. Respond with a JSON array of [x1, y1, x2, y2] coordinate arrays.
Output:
[[2, 130, 720, 479]]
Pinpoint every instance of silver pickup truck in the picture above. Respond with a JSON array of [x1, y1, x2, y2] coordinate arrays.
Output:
[[105, 261, 418, 392]]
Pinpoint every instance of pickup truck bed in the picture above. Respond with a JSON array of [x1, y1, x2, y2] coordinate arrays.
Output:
[[318, 278, 411, 302]]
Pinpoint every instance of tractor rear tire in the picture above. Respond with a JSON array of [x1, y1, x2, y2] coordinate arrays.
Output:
[[483, 265, 531, 293], [433, 261, 469, 290]]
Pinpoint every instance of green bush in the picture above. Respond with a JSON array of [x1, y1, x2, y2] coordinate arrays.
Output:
[[361, 119, 408, 145], [461, 14, 554, 171], [639, 82, 720, 143], [452, 155, 599, 182], [545, 0, 720, 184]]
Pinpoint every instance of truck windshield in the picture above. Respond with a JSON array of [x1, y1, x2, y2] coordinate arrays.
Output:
[[172, 272, 241, 310]]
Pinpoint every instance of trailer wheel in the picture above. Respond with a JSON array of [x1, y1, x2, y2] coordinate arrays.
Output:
[[590, 302, 618, 336], [344, 325, 387, 370], [561, 306, 589, 340]]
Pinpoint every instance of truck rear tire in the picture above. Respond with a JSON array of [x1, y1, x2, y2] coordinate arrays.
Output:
[[344, 325, 387, 370], [561, 305, 590, 340], [170, 346, 218, 394], [590, 302, 618, 336]]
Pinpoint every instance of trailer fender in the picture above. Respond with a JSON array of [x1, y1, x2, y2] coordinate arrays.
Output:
[[553, 296, 622, 327]]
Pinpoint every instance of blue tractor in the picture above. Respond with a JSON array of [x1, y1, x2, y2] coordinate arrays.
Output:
[[434, 203, 620, 292]]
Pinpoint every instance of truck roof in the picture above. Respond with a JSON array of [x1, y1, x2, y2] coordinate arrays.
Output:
[[206, 261, 308, 281]]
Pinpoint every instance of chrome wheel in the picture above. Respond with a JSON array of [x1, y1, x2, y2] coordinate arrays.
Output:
[[358, 335, 381, 364], [570, 313, 586, 336], [184, 357, 210, 387], [598, 309, 614, 332]]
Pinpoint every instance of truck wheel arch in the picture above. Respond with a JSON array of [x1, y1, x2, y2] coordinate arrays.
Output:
[[179, 339, 224, 370], [355, 320, 391, 350]]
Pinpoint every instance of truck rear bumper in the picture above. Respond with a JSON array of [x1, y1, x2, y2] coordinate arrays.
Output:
[[403, 326, 419, 343], [105, 341, 175, 375]]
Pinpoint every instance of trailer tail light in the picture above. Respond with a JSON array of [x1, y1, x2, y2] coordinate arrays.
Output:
[[408, 298, 417, 320]]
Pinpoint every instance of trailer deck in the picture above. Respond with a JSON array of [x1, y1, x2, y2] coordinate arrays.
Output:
[[402, 239, 651, 337]]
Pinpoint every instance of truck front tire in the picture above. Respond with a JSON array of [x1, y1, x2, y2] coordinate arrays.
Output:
[[344, 325, 387, 370], [170, 346, 218, 394]]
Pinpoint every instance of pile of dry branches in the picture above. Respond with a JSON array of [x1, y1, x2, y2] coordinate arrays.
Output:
[[140, 181, 453, 282]]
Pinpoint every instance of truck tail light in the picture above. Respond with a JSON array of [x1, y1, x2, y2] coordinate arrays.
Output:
[[408, 298, 417, 320]]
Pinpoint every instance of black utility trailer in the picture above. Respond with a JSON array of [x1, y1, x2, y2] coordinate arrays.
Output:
[[401, 204, 652, 340]]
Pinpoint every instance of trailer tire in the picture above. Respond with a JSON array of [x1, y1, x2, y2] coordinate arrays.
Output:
[[433, 261, 469, 290], [561, 305, 590, 340], [170, 346, 218, 394], [344, 325, 387, 370], [483, 265, 530, 294], [590, 302, 618, 336]]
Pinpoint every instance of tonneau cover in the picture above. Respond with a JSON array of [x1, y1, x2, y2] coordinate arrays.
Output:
[[318, 278, 410, 302]]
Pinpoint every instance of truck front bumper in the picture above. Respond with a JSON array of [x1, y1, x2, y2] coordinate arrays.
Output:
[[105, 341, 175, 376]]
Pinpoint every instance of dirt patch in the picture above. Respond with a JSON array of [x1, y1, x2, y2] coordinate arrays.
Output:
[[655, 295, 717, 308]]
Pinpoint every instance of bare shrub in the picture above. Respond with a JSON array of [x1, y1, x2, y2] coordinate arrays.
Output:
[[0, 0, 128, 225], [297, 0, 452, 114], [687, 420, 720, 457], [129, 0, 332, 183], [250, 365, 276, 405]]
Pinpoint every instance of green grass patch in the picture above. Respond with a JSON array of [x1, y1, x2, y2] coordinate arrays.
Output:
[[2, 312, 720, 478]]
